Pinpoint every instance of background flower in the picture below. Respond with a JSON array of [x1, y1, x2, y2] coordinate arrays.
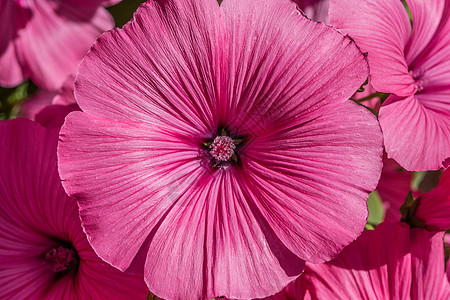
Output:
[[0, 118, 147, 299], [329, 0, 450, 171], [0, 0, 120, 90]]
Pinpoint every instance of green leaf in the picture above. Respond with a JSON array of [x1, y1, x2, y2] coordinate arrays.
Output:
[[367, 190, 385, 226]]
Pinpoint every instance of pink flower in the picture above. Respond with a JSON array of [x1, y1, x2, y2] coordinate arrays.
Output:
[[293, 0, 329, 23], [0, 118, 148, 299], [19, 74, 79, 128], [0, 0, 119, 90], [270, 222, 450, 299], [377, 153, 413, 222], [329, 0, 450, 171], [58, 0, 383, 298], [411, 168, 450, 231]]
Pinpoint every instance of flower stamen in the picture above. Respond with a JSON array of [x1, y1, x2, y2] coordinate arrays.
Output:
[[45, 246, 78, 273], [209, 136, 236, 162]]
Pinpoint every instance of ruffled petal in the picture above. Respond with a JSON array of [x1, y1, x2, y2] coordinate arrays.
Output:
[[329, 0, 415, 96], [15, 2, 114, 90], [299, 222, 450, 299], [379, 94, 450, 171], [414, 168, 450, 231], [404, 0, 447, 64]]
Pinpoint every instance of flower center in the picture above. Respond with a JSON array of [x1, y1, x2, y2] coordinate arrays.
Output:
[[409, 70, 424, 92], [209, 136, 236, 162], [45, 246, 78, 273]]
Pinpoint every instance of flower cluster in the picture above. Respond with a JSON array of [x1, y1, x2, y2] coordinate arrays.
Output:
[[0, 0, 449, 299]]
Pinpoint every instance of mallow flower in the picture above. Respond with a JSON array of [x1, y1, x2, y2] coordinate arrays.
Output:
[[58, 0, 383, 298], [0, 119, 148, 299], [0, 0, 120, 90], [329, 0, 450, 171]]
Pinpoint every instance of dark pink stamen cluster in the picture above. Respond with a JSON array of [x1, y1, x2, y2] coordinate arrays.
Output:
[[45, 246, 77, 272], [209, 136, 236, 162]]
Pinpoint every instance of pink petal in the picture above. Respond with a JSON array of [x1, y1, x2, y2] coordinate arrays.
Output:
[[75, 0, 224, 132], [404, 0, 446, 64], [0, 1, 25, 87], [379, 94, 450, 171], [15, 2, 115, 90], [35, 104, 81, 128], [298, 222, 450, 299], [53, 74, 76, 106], [329, 0, 415, 96], [19, 90, 58, 121], [414, 168, 450, 231], [377, 153, 412, 222]]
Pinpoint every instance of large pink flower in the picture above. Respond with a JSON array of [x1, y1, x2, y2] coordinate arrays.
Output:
[[270, 222, 450, 299], [0, 0, 119, 90], [329, 0, 450, 171], [58, 0, 383, 298], [0, 119, 148, 299]]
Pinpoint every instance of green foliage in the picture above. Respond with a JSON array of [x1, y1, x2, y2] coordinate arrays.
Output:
[[367, 190, 385, 227]]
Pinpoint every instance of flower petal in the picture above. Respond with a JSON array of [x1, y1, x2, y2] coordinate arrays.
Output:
[[75, 0, 224, 133], [404, 0, 447, 64], [241, 99, 382, 263], [0, 1, 24, 87], [15, 2, 114, 90], [379, 94, 450, 170], [329, 0, 415, 96], [299, 222, 450, 299], [414, 168, 450, 231], [377, 154, 412, 222], [221, 0, 369, 131]]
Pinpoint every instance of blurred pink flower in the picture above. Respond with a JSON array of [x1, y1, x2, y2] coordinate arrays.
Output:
[[58, 0, 383, 298], [330, 0, 450, 171], [0, 0, 119, 90], [0, 118, 148, 299], [270, 222, 450, 299]]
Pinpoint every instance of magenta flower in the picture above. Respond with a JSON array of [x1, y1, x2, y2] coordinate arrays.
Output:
[[330, 0, 450, 171], [58, 0, 383, 298], [271, 222, 450, 299], [412, 168, 450, 231], [0, 0, 119, 90], [377, 153, 412, 222], [0, 119, 148, 299]]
